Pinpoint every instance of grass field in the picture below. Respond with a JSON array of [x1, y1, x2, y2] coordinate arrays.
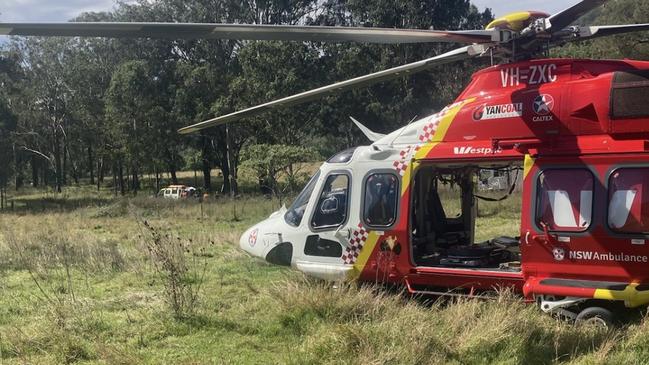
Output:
[[0, 186, 648, 364]]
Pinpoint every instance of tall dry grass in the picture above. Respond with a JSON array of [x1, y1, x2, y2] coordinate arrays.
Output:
[[0, 189, 647, 364], [270, 278, 638, 365]]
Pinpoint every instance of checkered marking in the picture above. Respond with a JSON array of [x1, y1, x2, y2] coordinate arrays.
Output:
[[342, 223, 369, 265], [393, 145, 421, 176], [418, 120, 439, 142], [392, 101, 466, 176], [417, 106, 453, 142]]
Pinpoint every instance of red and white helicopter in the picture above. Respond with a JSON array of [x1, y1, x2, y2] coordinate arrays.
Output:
[[3, 0, 649, 325]]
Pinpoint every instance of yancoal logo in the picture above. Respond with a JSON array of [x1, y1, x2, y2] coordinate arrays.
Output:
[[472, 104, 486, 120], [532, 94, 554, 122], [552, 247, 565, 261], [472, 102, 523, 121], [453, 146, 503, 155]]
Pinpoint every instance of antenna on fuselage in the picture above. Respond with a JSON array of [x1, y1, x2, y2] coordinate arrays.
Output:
[[389, 115, 419, 147]]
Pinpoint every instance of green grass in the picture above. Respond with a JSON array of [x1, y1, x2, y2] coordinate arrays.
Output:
[[0, 187, 647, 364]]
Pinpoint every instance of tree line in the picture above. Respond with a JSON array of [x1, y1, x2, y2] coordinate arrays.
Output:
[[0, 0, 645, 197]]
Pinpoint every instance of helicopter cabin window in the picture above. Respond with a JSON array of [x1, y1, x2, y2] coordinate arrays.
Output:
[[608, 168, 649, 234], [610, 71, 649, 119], [285, 171, 321, 227], [311, 174, 350, 229], [535, 169, 593, 232], [364, 173, 399, 227]]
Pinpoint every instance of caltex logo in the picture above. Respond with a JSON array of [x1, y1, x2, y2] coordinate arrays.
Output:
[[533, 94, 554, 115], [552, 247, 565, 261]]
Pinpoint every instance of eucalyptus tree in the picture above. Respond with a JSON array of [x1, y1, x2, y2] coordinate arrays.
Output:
[[555, 0, 649, 60], [65, 12, 122, 188], [0, 51, 20, 195], [309, 0, 493, 150], [106, 60, 168, 194], [0, 87, 17, 207], [119, 0, 326, 194], [107, 0, 237, 193], [173, 63, 228, 192], [13, 37, 78, 192]]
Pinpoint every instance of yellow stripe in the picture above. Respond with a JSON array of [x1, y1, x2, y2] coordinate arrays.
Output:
[[401, 160, 415, 196], [594, 283, 649, 308], [350, 99, 474, 280], [523, 154, 535, 179], [348, 232, 381, 280], [402, 99, 475, 195]]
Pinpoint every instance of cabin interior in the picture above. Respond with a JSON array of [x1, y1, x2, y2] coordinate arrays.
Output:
[[411, 162, 523, 272]]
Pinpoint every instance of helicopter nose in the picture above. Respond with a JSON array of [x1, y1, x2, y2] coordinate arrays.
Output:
[[240, 226, 263, 257], [239, 225, 293, 267]]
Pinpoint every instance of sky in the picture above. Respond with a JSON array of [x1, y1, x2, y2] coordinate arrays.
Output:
[[0, 0, 579, 22], [1, 0, 118, 22], [471, 0, 571, 18]]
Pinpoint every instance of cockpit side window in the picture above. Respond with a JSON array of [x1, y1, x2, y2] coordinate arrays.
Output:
[[311, 173, 350, 229], [363, 173, 399, 227], [285, 171, 321, 227]]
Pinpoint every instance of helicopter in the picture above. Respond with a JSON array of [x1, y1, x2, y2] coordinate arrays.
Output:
[[3, 0, 649, 325]]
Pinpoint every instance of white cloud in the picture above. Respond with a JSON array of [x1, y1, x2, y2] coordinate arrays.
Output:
[[471, 0, 577, 18], [2, 0, 587, 22], [1, 0, 117, 22]]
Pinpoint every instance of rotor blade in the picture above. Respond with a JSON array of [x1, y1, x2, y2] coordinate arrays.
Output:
[[576, 24, 649, 40], [0, 22, 495, 44], [178, 45, 483, 134], [547, 0, 608, 32]]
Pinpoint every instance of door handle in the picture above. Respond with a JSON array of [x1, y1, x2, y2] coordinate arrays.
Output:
[[334, 226, 352, 242], [527, 232, 555, 245]]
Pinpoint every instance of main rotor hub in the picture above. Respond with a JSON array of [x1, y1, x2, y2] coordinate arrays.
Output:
[[486, 11, 550, 33]]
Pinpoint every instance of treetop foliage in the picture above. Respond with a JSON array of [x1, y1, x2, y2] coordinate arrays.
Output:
[[0, 0, 645, 195]]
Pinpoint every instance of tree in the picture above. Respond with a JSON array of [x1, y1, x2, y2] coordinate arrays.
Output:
[[0, 98, 17, 208], [309, 0, 492, 153], [0, 0, 516, 197], [14, 38, 77, 193], [173, 63, 229, 192], [106, 61, 153, 194], [241, 144, 320, 201], [66, 12, 122, 189], [554, 0, 649, 60], [0, 51, 21, 197]]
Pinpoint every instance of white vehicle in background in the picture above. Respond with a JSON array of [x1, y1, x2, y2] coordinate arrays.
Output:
[[158, 185, 196, 199]]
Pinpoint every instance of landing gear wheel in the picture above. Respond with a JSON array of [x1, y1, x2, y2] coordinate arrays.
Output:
[[575, 307, 614, 329]]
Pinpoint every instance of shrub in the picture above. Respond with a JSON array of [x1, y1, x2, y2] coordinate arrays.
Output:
[[139, 220, 208, 319]]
